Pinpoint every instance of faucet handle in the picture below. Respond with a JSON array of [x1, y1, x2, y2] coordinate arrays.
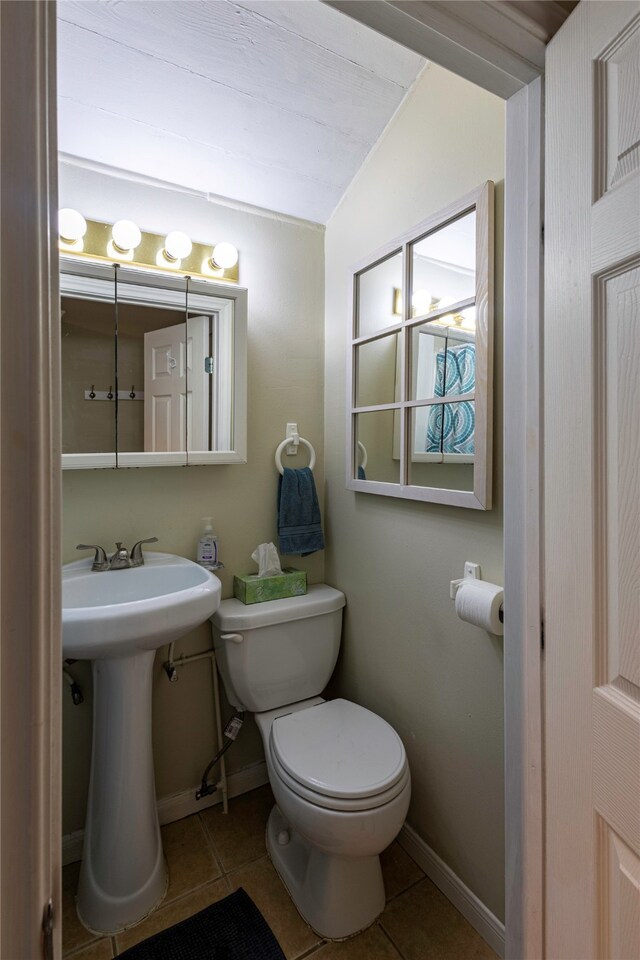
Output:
[[130, 537, 159, 566], [76, 544, 109, 572]]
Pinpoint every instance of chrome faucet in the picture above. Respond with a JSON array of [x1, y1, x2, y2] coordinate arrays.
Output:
[[76, 537, 159, 571], [76, 544, 109, 572], [130, 537, 159, 567]]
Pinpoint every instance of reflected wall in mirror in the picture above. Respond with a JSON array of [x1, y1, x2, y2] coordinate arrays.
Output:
[[61, 261, 247, 469], [348, 181, 493, 509], [61, 295, 117, 456], [355, 333, 399, 408], [356, 250, 402, 339], [355, 410, 400, 484]]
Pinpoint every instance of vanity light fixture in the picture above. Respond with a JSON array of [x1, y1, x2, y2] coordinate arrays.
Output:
[[162, 231, 193, 263], [59, 208, 88, 246], [392, 288, 475, 328], [428, 300, 477, 332], [392, 287, 442, 318], [59, 216, 239, 283], [210, 242, 239, 270]]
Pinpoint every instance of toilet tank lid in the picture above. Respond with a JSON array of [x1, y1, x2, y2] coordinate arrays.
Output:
[[210, 584, 345, 631]]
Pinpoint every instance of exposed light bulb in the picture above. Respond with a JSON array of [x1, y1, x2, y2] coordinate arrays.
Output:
[[112, 219, 141, 253], [210, 242, 238, 270], [59, 208, 87, 243], [163, 231, 192, 262], [411, 289, 433, 315]]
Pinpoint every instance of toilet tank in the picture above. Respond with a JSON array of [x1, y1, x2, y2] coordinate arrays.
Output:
[[210, 585, 345, 712]]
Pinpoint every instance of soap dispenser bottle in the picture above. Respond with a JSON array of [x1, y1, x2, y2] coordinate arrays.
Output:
[[197, 518, 222, 570]]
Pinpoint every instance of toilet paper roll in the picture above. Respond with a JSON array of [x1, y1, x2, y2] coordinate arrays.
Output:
[[455, 579, 504, 636]]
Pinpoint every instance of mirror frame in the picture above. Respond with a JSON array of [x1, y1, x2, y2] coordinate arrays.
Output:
[[347, 180, 494, 509], [61, 259, 247, 469]]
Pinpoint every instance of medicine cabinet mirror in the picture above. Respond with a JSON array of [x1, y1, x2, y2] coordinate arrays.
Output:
[[348, 181, 494, 509], [61, 260, 247, 468]]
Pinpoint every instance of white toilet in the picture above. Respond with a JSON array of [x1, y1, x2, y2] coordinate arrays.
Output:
[[210, 585, 411, 940]]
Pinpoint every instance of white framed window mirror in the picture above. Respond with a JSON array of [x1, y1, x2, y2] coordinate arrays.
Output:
[[348, 180, 494, 509]]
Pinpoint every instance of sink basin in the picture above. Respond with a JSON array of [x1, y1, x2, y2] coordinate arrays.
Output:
[[63, 552, 221, 658], [62, 552, 221, 935]]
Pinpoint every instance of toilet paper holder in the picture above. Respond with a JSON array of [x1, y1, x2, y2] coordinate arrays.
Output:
[[450, 562, 504, 623]]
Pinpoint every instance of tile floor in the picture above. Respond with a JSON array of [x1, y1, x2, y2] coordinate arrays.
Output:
[[63, 785, 498, 960]]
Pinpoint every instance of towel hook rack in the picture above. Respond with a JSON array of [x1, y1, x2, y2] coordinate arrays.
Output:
[[275, 429, 316, 475], [357, 441, 368, 470]]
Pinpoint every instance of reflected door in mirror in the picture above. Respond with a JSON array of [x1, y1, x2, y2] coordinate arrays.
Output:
[[143, 320, 189, 452]]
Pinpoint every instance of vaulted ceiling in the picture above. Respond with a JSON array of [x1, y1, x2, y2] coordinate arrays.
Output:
[[57, 0, 425, 223]]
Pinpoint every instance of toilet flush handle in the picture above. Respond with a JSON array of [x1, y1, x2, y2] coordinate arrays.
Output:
[[220, 633, 243, 644]]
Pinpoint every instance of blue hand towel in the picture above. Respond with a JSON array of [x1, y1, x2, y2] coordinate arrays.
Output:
[[278, 467, 325, 556]]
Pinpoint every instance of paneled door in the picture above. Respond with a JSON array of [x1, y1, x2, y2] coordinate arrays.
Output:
[[545, 3, 640, 958], [144, 316, 209, 452]]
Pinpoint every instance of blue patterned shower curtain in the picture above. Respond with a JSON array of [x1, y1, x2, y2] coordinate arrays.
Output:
[[426, 343, 475, 454]]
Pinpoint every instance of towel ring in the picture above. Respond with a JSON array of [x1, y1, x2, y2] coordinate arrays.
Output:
[[275, 436, 316, 475], [357, 441, 368, 470]]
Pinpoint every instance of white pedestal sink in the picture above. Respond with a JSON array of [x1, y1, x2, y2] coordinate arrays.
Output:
[[62, 552, 221, 934]]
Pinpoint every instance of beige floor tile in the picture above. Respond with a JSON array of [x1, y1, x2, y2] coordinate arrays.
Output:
[[200, 784, 274, 872], [114, 877, 230, 954], [380, 841, 425, 901], [161, 813, 222, 903], [308, 924, 402, 959], [381, 878, 498, 960], [228, 856, 320, 960], [63, 862, 99, 956], [66, 940, 113, 960]]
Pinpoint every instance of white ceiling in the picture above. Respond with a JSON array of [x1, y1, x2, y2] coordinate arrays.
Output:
[[57, 0, 424, 223]]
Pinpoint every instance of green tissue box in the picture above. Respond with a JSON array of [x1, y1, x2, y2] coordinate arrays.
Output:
[[233, 568, 307, 605]]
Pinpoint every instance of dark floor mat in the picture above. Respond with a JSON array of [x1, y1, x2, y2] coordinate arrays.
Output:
[[117, 888, 286, 960]]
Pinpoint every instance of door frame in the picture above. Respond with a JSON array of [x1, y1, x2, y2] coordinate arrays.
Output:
[[502, 78, 544, 960], [326, 4, 548, 958], [0, 2, 61, 958]]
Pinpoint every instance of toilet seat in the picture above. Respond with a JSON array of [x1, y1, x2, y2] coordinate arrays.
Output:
[[269, 698, 408, 812], [270, 748, 410, 812]]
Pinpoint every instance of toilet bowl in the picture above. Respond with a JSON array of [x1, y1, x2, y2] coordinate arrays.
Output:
[[257, 697, 410, 939], [211, 586, 411, 939]]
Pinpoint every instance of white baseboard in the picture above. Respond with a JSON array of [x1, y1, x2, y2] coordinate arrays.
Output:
[[62, 761, 269, 867], [62, 830, 85, 868], [397, 823, 505, 959], [157, 761, 269, 825]]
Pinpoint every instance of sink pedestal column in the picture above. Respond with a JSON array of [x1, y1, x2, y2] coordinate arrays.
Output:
[[77, 650, 168, 934]]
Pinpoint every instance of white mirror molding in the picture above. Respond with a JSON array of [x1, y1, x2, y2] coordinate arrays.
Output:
[[348, 181, 494, 509], [61, 259, 247, 469]]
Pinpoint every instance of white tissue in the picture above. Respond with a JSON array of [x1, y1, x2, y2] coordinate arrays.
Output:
[[455, 579, 504, 636], [251, 542, 283, 578]]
